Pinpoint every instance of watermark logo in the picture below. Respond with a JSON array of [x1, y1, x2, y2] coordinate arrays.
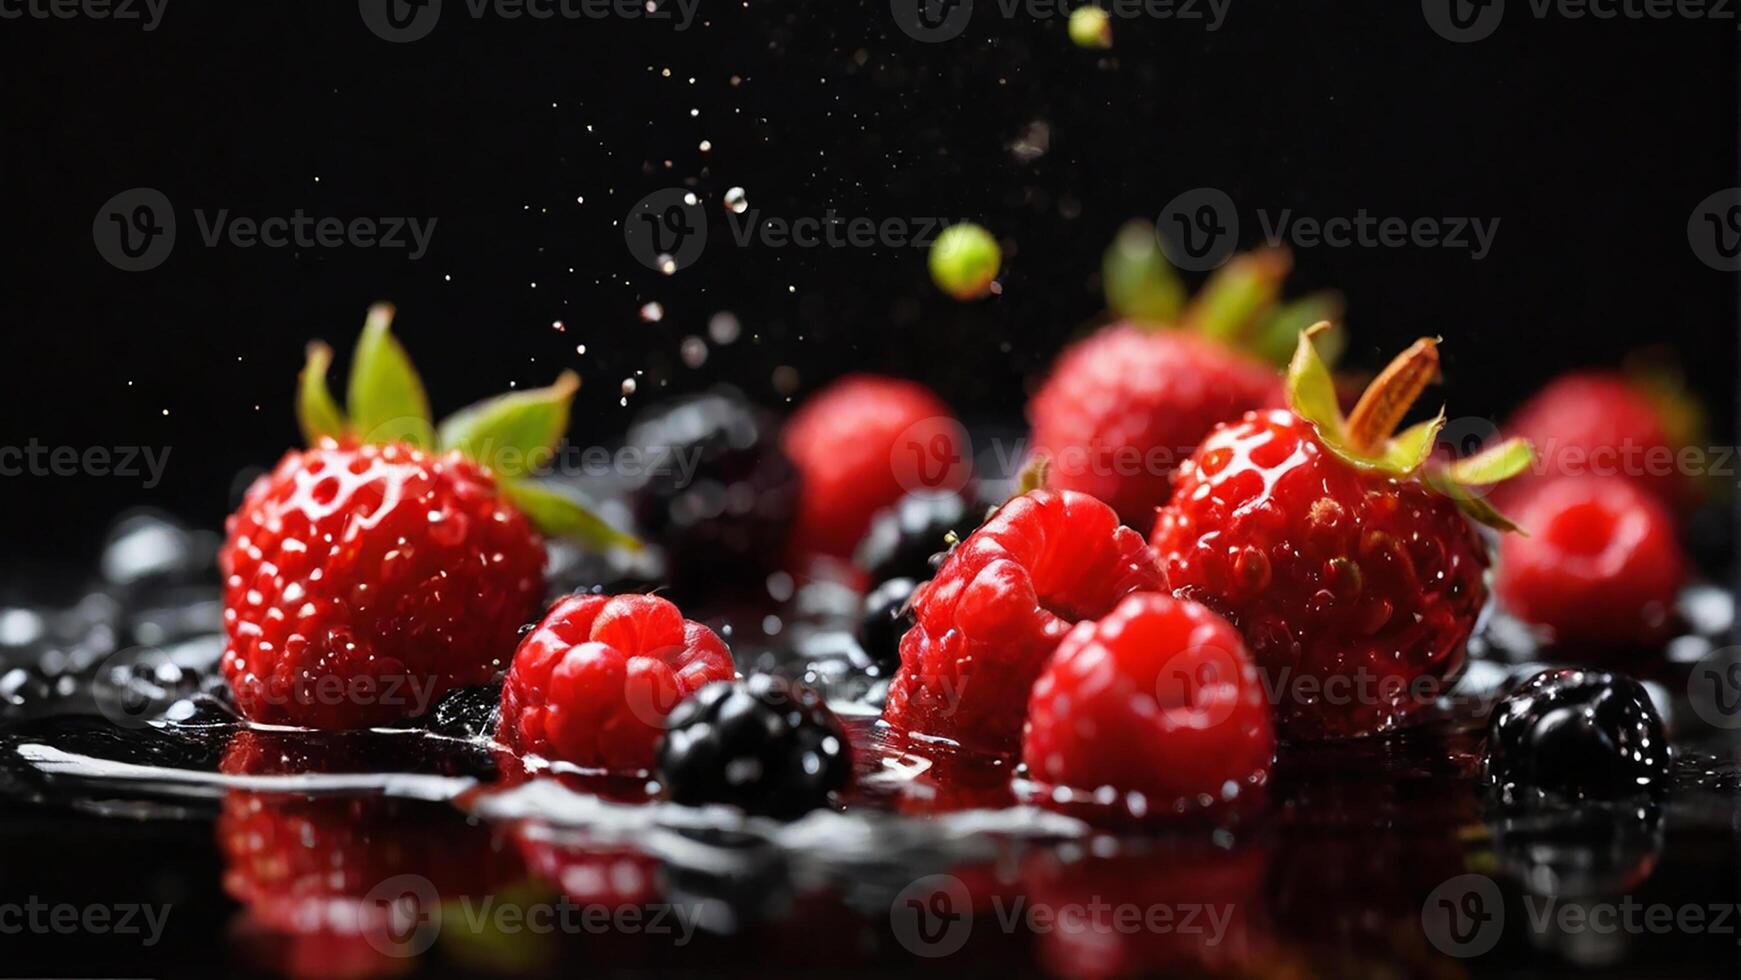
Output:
[[362, 874, 442, 957], [93, 188, 175, 272], [0, 0, 167, 30], [1422, 0, 1504, 42], [1689, 188, 1741, 271], [1157, 187, 1239, 271], [891, 874, 973, 957], [624, 188, 708, 272], [891, 0, 974, 41], [1421, 874, 1505, 957], [359, 0, 442, 42], [1688, 646, 1741, 730], [891, 417, 973, 496]]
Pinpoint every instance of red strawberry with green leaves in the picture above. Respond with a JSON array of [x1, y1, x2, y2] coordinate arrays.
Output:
[[1028, 225, 1344, 533], [1151, 325, 1533, 739], [221, 304, 636, 729]]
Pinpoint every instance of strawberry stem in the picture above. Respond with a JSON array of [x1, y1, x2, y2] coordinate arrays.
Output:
[[1344, 337, 1439, 453]]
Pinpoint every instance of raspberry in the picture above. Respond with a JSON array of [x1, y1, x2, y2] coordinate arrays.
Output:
[[881, 489, 1166, 756], [1029, 325, 1283, 532], [221, 440, 544, 729], [1503, 371, 1691, 511], [656, 674, 853, 817], [1496, 476, 1687, 646], [497, 593, 736, 772], [782, 374, 965, 561], [1023, 593, 1274, 818], [1484, 668, 1670, 805]]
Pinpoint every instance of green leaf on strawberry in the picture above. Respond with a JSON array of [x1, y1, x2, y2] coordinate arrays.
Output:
[[348, 302, 436, 447], [502, 479, 642, 552], [296, 341, 345, 444], [1287, 323, 1532, 531], [1103, 221, 1186, 323], [438, 370, 580, 478]]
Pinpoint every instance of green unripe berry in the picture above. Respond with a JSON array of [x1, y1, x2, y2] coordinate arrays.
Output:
[[929, 223, 1002, 301], [1068, 6, 1112, 49]]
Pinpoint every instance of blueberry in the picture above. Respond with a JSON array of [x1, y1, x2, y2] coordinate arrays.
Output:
[[656, 674, 851, 818], [859, 577, 917, 672], [626, 388, 797, 584], [853, 491, 987, 586], [1484, 668, 1670, 805]]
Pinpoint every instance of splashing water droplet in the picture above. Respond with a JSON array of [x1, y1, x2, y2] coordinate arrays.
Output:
[[621, 378, 638, 396], [680, 336, 708, 368], [640, 302, 665, 322], [657, 254, 678, 275], [709, 311, 741, 345], [724, 187, 748, 214]]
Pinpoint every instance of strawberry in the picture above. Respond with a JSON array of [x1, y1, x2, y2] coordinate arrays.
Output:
[[881, 488, 1165, 756], [1152, 326, 1532, 739], [1502, 369, 1700, 512], [782, 374, 965, 561], [1022, 592, 1274, 820], [1496, 475, 1687, 647], [497, 593, 736, 772], [221, 304, 634, 729], [1028, 230, 1342, 533]]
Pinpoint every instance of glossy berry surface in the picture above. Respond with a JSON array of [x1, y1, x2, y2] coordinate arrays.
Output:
[[782, 374, 964, 561], [1029, 325, 1283, 534], [883, 489, 1166, 756], [1024, 593, 1274, 818], [1503, 371, 1690, 511], [1484, 668, 1670, 805], [657, 674, 852, 818], [220, 439, 545, 729], [859, 576, 918, 672], [626, 388, 798, 583], [853, 490, 986, 587], [497, 593, 736, 772], [1152, 409, 1489, 740], [1497, 475, 1687, 647]]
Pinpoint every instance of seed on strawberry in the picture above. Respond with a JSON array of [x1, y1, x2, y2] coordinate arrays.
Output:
[[1496, 475, 1687, 647], [497, 593, 736, 773], [882, 488, 1166, 756], [221, 305, 633, 729], [1152, 325, 1532, 739], [1023, 593, 1274, 820]]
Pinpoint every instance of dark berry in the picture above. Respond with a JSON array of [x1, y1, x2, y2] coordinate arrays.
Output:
[[626, 387, 798, 584], [1484, 668, 1670, 805], [859, 577, 917, 672], [853, 490, 987, 586], [657, 674, 852, 818]]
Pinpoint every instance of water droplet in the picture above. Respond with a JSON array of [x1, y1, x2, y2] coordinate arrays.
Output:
[[640, 302, 664, 322], [680, 336, 708, 368], [621, 378, 638, 396], [724, 187, 748, 214], [656, 254, 677, 275], [708, 311, 741, 344]]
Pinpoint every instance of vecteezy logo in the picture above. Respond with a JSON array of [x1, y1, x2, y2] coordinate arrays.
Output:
[[1156, 187, 1238, 272], [1688, 188, 1741, 272], [1421, 874, 1504, 957], [93, 188, 175, 272], [1422, 0, 1504, 42], [1154, 643, 1243, 730], [360, 0, 442, 42], [361, 873, 442, 957], [890, 874, 972, 958], [891, 0, 973, 42], [1688, 646, 1741, 730], [624, 188, 709, 272], [890, 417, 972, 496]]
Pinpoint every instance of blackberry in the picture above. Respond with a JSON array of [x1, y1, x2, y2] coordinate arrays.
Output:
[[656, 674, 852, 818], [853, 490, 988, 586], [859, 576, 917, 672], [1484, 668, 1670, 806], [627, 387, 797, 585]]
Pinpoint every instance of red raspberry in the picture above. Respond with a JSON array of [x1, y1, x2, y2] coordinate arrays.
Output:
[[881, 489, 1165, 756], [1503, 371, 1692, 512], [1029, 325, 1283, 533], [497, 593, 735, 772], [515, 824, 661, 908], [1153, 409, 1489, 739], [1496, 475, 1687, 646], [1023, 593, 1274, 818], [782, 374, 965, 561], [221, 439, 544, 728]]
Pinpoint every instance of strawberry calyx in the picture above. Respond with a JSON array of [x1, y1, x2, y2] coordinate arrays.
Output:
[[1100, 221, 1344, 368], [297, 303, 640, 552], [1287, 323, 1533, 531]]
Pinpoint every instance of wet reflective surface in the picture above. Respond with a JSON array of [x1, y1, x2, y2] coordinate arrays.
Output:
[[0, 510, 1736, 978]]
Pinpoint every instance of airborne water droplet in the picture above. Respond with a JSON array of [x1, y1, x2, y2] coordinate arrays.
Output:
[[680, 336, 707, 368], [724, 187, 748, 214], [640, 302, 664, 322], [708, 311, 741, 345]]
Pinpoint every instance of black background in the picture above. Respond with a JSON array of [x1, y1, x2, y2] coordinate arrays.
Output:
[[1, 0, 1735, 562]]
